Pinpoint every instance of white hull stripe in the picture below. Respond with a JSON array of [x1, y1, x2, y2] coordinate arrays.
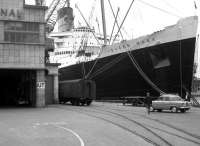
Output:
[[101, 16, 198, 58]]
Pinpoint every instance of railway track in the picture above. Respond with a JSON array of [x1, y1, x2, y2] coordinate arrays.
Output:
[[93, 105, 200, 142], [91, 106, 200, 145], [52, 103, 200, 146], [54, 105, 174, 146]]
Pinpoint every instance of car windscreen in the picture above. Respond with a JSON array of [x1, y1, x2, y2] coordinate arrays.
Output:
[[169, 96, 182, 101]]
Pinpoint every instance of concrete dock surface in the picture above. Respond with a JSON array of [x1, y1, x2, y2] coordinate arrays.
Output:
[[0, 102, 200, 146]]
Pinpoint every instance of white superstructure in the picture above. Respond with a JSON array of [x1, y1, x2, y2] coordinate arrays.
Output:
[[49, 27, 104, 68]]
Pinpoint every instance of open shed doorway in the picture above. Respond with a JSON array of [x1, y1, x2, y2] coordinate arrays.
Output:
[[0, 69, 36, 107]]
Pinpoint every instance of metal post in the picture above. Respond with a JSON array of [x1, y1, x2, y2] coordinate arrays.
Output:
[[101, 0, 107, 45]]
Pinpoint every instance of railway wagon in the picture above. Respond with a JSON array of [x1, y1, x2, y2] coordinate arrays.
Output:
[[59, 79, 96, 105]]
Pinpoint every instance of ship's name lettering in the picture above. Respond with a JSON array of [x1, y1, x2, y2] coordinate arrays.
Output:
[[136, 38, 155, 45], [0, 8, 23, 19], [118, 43, 130, 50]]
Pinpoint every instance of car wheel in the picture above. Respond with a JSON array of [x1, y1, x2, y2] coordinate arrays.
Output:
[[171, 107, 178, 113], [180, 109, 186, 113]]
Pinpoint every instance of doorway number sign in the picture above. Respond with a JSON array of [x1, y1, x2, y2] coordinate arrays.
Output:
[[37, 82, 45, 89]]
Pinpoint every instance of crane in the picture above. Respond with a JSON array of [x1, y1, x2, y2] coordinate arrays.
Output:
[[45, 0, 70, 62], [45, 0, 69, 32]]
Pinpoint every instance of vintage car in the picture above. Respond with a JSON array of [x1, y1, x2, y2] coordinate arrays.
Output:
[[152, 94, 191, 113]]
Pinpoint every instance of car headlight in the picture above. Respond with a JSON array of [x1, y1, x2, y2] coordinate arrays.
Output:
[[187, 102, 192, 106]]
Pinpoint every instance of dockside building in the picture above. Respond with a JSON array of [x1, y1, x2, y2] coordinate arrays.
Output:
[[0, 0, 59, 107]]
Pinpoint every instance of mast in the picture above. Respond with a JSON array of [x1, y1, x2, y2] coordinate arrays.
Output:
[[100, 0, 107, 45]]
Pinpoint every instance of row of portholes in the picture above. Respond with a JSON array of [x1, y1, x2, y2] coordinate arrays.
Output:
[[54, 51, 75, 55], [56, 41, 96, 47]]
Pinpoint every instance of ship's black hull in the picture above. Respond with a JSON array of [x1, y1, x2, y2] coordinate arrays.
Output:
[[59, 37, 196, 99]]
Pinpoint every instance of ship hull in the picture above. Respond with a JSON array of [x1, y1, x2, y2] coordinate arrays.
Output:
[[59, 37, 196, 99]]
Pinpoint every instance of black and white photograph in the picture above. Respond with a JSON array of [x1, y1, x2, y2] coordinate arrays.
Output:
[[0, 0, 200, 145]]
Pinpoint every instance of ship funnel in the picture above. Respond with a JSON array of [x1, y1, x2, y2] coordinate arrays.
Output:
[[35, 0, 44, 6], [67, 0, 70, 7], [57, 6, 74, 32]]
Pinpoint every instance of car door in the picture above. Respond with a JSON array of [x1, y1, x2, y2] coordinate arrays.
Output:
[[153, 97, 163, 109], [164, 97, 171, 110], [170, 96, 181, 108]]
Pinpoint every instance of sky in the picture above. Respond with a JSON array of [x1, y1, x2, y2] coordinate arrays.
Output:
[[27, 0, 199, 39]]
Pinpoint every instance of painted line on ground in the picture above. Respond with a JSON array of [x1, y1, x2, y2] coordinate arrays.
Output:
[[33, 122, 85, 146], [53, 125, 85, 146]]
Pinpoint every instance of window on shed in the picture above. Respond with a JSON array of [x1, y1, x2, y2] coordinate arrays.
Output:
[[4, 21, 40, 43]]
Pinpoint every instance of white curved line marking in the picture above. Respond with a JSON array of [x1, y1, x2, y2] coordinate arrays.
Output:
[[54, 125, 85, 146]]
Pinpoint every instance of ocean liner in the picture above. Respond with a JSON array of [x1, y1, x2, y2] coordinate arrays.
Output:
[[51, 1, 199, 99]]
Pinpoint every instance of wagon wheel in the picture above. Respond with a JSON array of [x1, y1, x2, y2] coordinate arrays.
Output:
[[75, 99, 80, 106], [71, 100, 75, 106], [80, 101, 85, 106], [86, 100, 92, 106]]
